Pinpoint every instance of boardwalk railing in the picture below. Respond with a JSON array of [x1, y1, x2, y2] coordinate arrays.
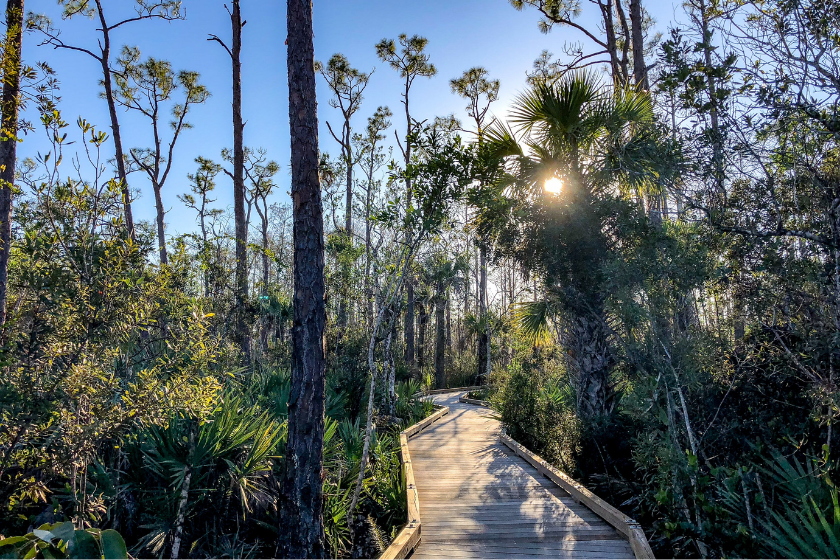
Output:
[[500, 433, 655, 559], [424, 385, 486, 396], [379, 405, 450, 559], [458, 395, 489, 407]]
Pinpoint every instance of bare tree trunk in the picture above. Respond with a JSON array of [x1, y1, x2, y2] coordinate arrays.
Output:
[[388, 310, 397, 414], [405, 279, 415, 370], [231, 0, 250, 363], [260, 214, 270, 351], [94, 0, 134, 241], [364, 183, 373, 327], [0, 0, 23, 327], [278, 0, 327, 555], [614, 0, 632, 82], [599, 0, 623, 84], [153, 184, 168, 264]]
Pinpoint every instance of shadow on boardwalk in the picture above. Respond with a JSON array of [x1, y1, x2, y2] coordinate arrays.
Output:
[[409, 392, 635, 559]]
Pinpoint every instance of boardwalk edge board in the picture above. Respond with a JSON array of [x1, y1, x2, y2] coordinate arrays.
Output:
[[458, 395, 490, 407], [424, 385, 487, 396], [499, 432, 655, 560], [379, 406, 451, 559]]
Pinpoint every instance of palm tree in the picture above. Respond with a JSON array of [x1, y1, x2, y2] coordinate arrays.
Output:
[[423, 252, 470, 388], [483, 71, 659, 419]]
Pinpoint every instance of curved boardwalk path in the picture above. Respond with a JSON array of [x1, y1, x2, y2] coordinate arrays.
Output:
[[409, 392, 635, 559]]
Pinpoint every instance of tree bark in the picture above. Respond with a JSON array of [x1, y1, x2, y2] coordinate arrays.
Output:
[[231, 0, 251, 363], [404, 278, 416, 370], [417, 301, 427, 370], [600, 0, 623, 85], [279, 0, 327, 556], [435, 282, 446, 389], [153, 184, 168, 264], [477, 244, 489, 381], [629, 0, 649, 89], [0, 0, 23, 327], [570, 311, 615, 419], [402, 75, 416, 372]]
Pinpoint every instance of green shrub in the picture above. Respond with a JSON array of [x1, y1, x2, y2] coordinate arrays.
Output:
[[0, 523, 127, 559], [493, 360, 581, 474]]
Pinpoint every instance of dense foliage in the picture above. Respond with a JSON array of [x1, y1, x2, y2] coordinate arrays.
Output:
[[0, 0, 838, 557]]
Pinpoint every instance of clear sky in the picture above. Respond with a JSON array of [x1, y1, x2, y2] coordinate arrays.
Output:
[[20, 0, 680, 236]]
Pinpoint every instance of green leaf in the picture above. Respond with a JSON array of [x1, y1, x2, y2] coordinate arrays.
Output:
[[67, 531, 99, 560], [98, 532, 126, 560], [32, 530, 54, 543], [50, 524, 74, 545]]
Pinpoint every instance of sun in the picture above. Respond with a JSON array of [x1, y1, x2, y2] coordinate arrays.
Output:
[[545, 177, 563, 195]]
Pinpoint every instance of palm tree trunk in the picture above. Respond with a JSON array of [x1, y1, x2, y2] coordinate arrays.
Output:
[[477, 245, 489, 381], [279, 0, 327, 555], [570, 311, 615, 418], [435, 282, 446, 389]]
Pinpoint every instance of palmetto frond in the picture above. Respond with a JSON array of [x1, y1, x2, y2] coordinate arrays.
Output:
[[761, 489, 840, 559], [512, 300, 555, 346]]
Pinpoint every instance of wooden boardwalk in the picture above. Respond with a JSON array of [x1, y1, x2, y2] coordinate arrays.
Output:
[[409, 393, 636, 559]]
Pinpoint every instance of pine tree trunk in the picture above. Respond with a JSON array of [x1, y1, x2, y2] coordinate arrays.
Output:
[[153, 184, 168, 265], [279, 0, 327, 555], [600, 0, 623, 84], [231, 0, 250, 363], [0, 0, 23, 327], [94, 1, 134, 241], [629, 0, 649, 89]]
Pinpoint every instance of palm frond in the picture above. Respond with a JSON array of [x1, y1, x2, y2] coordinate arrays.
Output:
[[512, 300, 554, 346]]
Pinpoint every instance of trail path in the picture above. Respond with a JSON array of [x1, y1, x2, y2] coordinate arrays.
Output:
[[409, 392, 636, 559]]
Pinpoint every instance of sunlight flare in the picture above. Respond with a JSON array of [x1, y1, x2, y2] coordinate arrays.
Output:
[[544, 177, 563, 195]]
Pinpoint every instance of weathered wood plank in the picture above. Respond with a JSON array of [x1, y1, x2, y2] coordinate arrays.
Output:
[[389, 393, 646, 560], [500, 433, 655, 559]]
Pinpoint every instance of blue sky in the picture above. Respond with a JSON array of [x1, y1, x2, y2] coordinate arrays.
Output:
[[21, 0, 680, 235]]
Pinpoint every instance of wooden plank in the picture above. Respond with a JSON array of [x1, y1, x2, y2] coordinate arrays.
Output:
[[390, 392, 644, 560], [458, 396, 490, 406], [415, 543, 630, 558], [418, 540, 634, 552], [379, 406, 450, 560], [499, 433, 654, 559], [424, 385, 486, 395], [414, 549, 629, 559]]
